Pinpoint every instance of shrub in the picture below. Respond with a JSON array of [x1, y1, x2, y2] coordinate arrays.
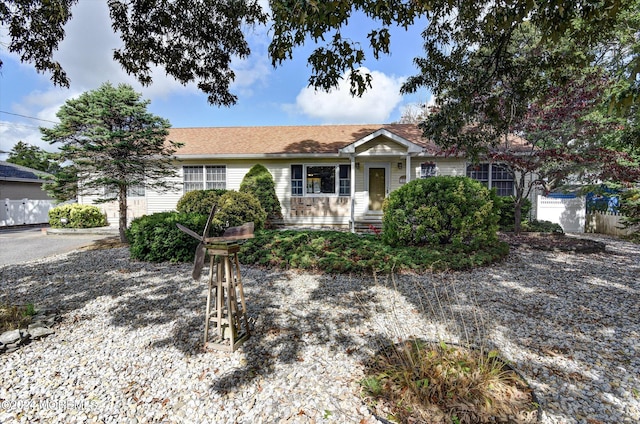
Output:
[[620, 188, 640, 241], [49, 204, 108, 228], [522, 219, 564, 234], [126, 212, 209, 262], [239, 164, 283, 223], [382, 176, 500, 249], [175, 189, 227, 215], [240, 230, 509, 273], [212, 191, 267, 233], [496, 196, 532, 230]]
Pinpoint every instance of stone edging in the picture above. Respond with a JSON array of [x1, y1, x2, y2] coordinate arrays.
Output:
[[45, 227, 118, 236], [0, 309, 58, 354]]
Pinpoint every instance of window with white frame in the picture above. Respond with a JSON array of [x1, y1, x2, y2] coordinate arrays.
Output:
[[104, 183, 145, 198], [291, 165, 303, 196], [183, 165, 226, 192], [466, 163, 514, 196], [127, 184, 146, 197], [339, 164, 350, 196], [290, 164, 351, 196], [420, 162, 437, 178]]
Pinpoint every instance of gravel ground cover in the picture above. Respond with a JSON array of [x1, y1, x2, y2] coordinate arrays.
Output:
[[0, 234, 638, 423]]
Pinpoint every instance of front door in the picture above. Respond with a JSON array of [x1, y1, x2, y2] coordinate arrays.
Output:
[[368, 167, 386, 211]]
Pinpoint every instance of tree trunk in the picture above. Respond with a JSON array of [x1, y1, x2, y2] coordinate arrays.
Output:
[[514, 201, 522, 235], [118, 185, 128, 243]]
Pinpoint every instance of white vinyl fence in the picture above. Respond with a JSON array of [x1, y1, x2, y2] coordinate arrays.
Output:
[[1, 198, 55, 227], [536, 195, 586, 233]]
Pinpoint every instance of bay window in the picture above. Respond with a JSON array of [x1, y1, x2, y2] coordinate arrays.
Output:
[[291, 164, 351, 196]]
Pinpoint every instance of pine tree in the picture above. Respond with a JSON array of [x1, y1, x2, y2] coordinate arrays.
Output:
[[41, 82, 181, 242]]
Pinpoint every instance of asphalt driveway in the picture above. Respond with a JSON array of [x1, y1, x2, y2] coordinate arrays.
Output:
[[0, 227, 115, 266]]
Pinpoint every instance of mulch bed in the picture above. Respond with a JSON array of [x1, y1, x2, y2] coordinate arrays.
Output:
[[499, 232, 606, 253]]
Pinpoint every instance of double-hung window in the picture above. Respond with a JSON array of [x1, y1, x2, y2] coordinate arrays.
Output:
[[104, 183, 145, 198], [466, 163, 514, 196], [490, 164, 515, 197], [420, 162, 437, 178], [291, 165, 303, 196], [183, 165, 226, 192], [291, 164, 351, 196]]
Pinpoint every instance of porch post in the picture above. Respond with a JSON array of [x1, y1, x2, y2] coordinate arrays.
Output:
[[405, 154, 411, 183], [350, 155, 356, 233]]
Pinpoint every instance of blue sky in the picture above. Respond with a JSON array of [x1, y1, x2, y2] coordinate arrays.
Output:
[[0, 1, 431, 160]]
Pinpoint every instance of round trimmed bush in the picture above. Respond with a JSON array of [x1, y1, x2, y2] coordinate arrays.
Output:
[[126, 212, 209, 262], [212, 191, 267, 233], [382, 176, 500, 249], [239, 164, 283, 223], [49, 204, 108, 228], [175, 189, 227, 215]]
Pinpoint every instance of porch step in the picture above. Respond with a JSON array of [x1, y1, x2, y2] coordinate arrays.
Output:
[[354, 218, 383, 234]]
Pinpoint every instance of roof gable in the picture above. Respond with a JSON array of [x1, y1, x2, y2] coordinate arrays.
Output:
[[339, 128, 424, 155]]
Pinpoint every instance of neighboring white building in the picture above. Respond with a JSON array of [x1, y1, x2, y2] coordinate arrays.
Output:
[[0, 161, 55, 226]]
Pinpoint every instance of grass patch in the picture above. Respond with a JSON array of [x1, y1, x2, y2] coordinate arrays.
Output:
[[240, 230, 509, 274], [361, 339, 537, 423], [0, 302, 37, 333], [81, 236, 129, 251]]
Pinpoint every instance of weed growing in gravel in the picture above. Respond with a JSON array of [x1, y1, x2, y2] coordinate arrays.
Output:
[[0, 301, 37, 333]]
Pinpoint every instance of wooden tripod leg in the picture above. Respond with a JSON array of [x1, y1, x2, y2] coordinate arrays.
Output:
[[233, 252, 250, 336], [224, 256, 237, 345], [216, 256, 224, 339], [204, 254, 216, 345]]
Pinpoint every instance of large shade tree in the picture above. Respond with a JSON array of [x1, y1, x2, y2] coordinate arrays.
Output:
[[0, 0, 267, 106], [41, 82, 181, 242], [1, 0, 637, 114], [401, 20, 630, 233]]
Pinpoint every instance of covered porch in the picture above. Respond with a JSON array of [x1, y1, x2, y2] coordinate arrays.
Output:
[[339, 128, 426, 232]]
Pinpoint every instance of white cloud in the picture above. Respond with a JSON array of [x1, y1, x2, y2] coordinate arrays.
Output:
[[0, 121, 55, 157], [53, 1, 196, 99], [0, 0, 275, 159], [292, 68, 405, 123]]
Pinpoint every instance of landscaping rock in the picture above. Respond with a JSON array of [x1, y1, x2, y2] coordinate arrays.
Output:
[[0, 310, 57, 355], [28, 325, 55, 339], [0, 329, 22, 345]]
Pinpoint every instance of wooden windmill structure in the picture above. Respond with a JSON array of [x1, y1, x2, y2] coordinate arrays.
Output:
[[177, 206, 253, 352]]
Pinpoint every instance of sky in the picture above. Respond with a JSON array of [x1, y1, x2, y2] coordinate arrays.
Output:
[[0, 1, 432, 160]]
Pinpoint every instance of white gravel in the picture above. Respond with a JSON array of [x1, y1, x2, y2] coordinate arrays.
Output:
[[0, 234, 638, 423]]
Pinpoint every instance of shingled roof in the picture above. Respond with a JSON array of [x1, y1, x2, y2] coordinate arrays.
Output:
[[169, 123, 445, 156], [0, 161, 51, 182]]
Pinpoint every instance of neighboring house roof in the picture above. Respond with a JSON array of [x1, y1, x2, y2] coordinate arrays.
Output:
[[0, 161, 52, 183], [169, 124, 446, 157]]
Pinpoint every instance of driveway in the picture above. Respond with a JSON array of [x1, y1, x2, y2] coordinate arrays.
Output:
[[0, 227, 115, 266]]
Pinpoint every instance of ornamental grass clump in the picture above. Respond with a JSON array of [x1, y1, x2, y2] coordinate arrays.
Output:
[[361, 339, 536, 424], [360, 274, 537, 423]]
